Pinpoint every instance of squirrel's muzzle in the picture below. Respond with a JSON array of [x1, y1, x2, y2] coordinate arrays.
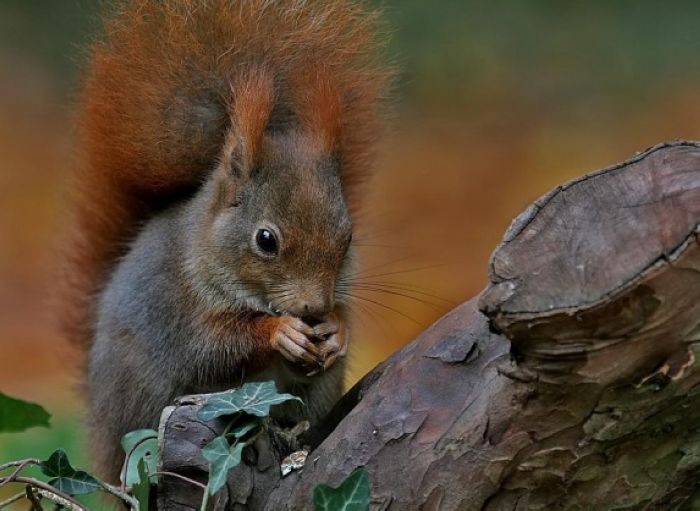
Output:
[[286, 284, 334, 319]]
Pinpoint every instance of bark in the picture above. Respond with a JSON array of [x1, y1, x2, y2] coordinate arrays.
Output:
[[158, 141, 700, 510]]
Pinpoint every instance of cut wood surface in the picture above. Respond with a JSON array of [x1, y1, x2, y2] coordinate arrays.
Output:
[[158, 141, 700, 510]]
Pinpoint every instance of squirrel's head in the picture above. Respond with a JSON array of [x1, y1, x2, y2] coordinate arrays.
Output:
[[191, 131, 353, 320], [188, 68, 358, 319]]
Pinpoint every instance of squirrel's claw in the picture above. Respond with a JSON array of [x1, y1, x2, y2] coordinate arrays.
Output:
[[311, 313, 341, 339], [308, 316, 347, 375], [272, 316, 322, 368]]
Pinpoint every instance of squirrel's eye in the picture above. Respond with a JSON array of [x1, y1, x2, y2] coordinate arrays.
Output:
[[255, 229, 278, 255]]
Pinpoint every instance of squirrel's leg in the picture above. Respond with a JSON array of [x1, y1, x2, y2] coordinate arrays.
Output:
[[302, 356, 347, 425], [292, 307, 350, 422], [87, 332, 168, 483]]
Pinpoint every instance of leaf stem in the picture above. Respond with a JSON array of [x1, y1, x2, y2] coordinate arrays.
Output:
[[151, 471, 207, 491], [99, 480, 141, 510], [0, 456, 141, 510], [0, 459, 41, 473], [200, 486, 210, 511], [120, 434, 158, 493], [3, 476, 88, 511], [0, 459, 37, 489]]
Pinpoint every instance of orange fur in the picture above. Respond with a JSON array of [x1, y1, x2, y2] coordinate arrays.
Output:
[[59, 0, 391, 353], [292, 65, 343, 153], [227, 68, 275, 171]]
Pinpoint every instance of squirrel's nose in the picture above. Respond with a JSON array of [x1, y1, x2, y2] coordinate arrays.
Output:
[[290, 288, 334, 318], [288, 282, 334, 318], [302, 298, 332, 318]]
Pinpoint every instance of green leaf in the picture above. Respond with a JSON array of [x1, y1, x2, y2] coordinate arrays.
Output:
[[227, 420, 258, 439], [132, 459, 150, 511], [121, 429, 159, 487], [198, 381, 302, 421], [0, 392, 50, 433], [40, 449, 102, 495], [313, 467, 370, 511], [202, 436, 244, 495]]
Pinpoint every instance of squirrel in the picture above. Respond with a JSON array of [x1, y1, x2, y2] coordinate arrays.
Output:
[[59, 0, 390, 483]]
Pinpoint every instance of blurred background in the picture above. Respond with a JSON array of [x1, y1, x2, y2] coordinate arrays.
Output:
[[3, 0, 700, 482]]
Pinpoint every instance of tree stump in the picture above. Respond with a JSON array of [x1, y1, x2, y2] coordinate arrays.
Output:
[[158, 141, 700, 510]]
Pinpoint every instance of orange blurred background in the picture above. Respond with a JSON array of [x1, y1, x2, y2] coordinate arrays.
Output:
[[3, 0, 700, 463]]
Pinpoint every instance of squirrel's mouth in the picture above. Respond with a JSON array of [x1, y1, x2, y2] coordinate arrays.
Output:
[[226, 279, 286, 316], [301, 315, 324, 327], [249, 300, 283, 316], [265, 302, 284, 316], [246, 295, 285, 317]]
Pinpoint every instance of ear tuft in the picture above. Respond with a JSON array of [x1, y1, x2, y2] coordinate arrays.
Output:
[[291, 64, 342, 154], [226, 68, 275, 177]]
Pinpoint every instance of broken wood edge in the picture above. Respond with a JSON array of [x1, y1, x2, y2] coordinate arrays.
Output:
[[480, 139, 700, 331], [482, 224, 699, 332], [496, 140, 699, 247]]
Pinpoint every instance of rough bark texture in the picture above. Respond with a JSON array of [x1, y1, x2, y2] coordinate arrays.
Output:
[[158, 141, 700, 510]]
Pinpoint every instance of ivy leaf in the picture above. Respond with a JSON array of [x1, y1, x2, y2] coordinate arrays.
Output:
[[0, 392, 50, 433], [313, 467, 370, 511], [121, 429, 159, 487], [131, 459, 150, 511], [227, 420, 258, 439], [198, 381, 302, 421], [40, 449, 102, 495], [202, 436, 244, 495]]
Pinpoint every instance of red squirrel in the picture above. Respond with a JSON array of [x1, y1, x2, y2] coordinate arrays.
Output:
[[59, 0, 390, 482]]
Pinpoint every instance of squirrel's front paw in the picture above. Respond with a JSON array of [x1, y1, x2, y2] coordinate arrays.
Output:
[[270, 316, 321, 369], [307, 313, 347, 375]]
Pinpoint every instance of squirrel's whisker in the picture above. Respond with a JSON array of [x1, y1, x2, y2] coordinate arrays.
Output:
[[341, 262, 455, 282], [334, 291, 424, 327], [339, 286, 447, 311], [340, 282, 454, 306]]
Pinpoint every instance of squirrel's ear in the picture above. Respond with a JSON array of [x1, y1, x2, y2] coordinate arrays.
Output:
[[291, 64, 342, 154], [221, 133, 250, 182], [225, 68, 275, 181]]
